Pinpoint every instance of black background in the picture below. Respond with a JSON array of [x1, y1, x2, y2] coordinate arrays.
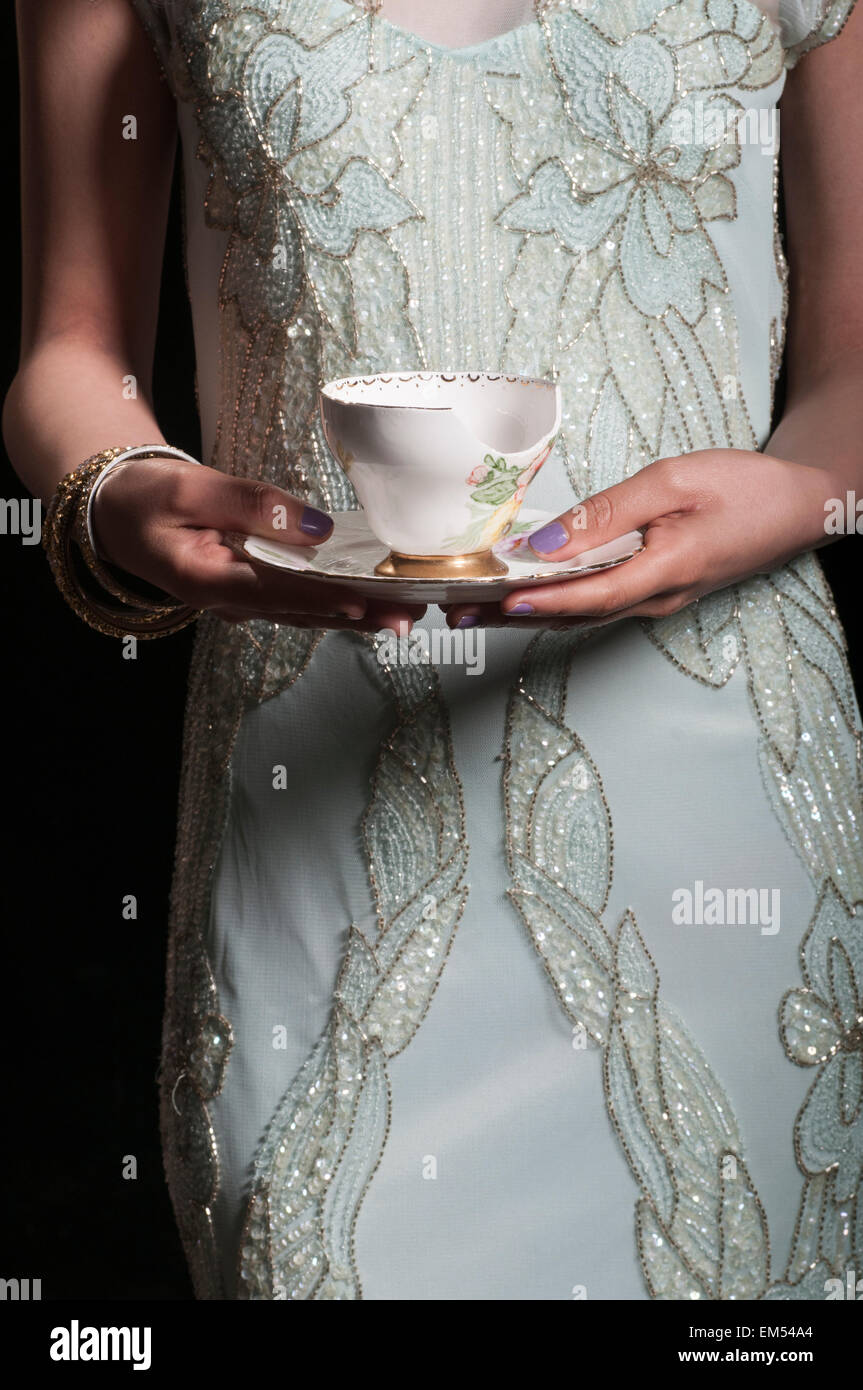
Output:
[[1, 6, 860, 1302], [1, 7, 196, 1298]]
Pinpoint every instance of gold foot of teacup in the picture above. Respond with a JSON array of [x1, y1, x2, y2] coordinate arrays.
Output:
[[374, 549, 508, 579]]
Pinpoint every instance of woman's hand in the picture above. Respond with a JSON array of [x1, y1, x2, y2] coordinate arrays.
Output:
[[93, 458, 424, 633], [445, 449, 839, 629]]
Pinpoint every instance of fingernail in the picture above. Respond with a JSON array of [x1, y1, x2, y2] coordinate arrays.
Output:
[[528, 521, 569, 555], [457, 615, 481, 629], [506, 602, 534, 616], [299, 505, 333, 538]]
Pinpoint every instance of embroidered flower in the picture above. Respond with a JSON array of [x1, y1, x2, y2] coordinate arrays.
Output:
[[780, 883, 863, 1198], [191, 6, 424, 343], [496, 17, 754, 323], [485, 1, 784, 546]]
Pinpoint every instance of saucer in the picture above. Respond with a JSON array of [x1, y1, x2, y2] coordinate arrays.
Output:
[[233, 510, 644, 605]]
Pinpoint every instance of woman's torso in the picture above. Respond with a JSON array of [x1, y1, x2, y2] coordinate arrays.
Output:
[[130, 0, 863, 1301]]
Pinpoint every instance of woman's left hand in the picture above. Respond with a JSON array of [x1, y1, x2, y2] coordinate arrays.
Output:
[[445, 449, 839, 630]]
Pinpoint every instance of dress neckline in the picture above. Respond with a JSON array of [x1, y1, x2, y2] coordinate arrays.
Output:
[[335, 0, 545, 60]]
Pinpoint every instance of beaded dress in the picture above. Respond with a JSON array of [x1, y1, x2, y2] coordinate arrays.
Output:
[[130, 0, 863, 1300]]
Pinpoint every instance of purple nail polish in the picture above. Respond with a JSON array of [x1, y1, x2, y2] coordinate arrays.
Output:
[[507, 602, 534, 616], [299, 505, 333, 538], [456, 615, 481, 629], [529, 521, 569, 555]]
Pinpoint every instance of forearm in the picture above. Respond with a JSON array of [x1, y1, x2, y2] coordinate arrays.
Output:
[[3, 336, 168, 501], [10, 0, 180, 503], [766, 351, 863, 504]]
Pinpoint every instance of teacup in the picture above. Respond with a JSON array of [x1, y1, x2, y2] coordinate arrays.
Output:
[[319, 371, 561, 577]]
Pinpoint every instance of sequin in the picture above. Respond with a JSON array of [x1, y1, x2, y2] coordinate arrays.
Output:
[[504, 638, 773, 1300], [237, 653, 467, 1299], [504, 563, 863, 1298], [125, 0, 863, 1299]]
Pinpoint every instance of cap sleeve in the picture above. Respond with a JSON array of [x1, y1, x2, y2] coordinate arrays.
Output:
[[780, 0, 859, 67]]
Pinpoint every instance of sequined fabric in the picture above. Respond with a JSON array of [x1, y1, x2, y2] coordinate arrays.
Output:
[[128, 0, 863, 1298], [504, 598, 863, 1297], [238, 658, 467, 1299]]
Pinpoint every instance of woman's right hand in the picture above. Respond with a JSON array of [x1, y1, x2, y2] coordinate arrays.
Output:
[[92, 458, 424, 633]]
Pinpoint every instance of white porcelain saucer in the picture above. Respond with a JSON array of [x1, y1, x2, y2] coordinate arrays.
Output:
[[234, 509, 644, 605]]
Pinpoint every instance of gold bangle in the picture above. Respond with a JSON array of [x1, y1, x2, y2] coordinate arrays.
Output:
[[75, 448, 187, 611], [43, 447, 201, 639]]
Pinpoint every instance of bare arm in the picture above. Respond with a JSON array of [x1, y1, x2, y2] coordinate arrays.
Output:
[[767, 1, 863, 484], [4, 0, 176, 498], [4, 0, 419, 631], [448, 7, 863, 625]]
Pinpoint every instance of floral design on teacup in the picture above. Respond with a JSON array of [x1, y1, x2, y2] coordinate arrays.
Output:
[[494, 519, 540, 556], [446, 435, 557, 553]]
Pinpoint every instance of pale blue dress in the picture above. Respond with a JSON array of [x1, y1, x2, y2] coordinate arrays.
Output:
[[131, 0, 863, 1299]]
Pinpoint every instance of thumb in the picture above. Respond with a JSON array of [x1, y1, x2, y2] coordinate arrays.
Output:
[[207, 474, 334, 547], [526, 465, 674, 559]]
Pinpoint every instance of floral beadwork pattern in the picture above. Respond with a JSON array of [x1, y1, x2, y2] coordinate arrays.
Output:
[[712, 558, 863, 1293], [503, 630, 772, 1298], [487, 0, 785, 498], [133, 0, 439, 1298], [137, 0, 438, 520], [483, 0, 790, 683], [159, 616, 322, 1297], [238, 654, 468, 1300], [504, 567, 863, 1297], [504, 25, 863, 1294], [780, 885, 863, 1203], [125, 0, 863, 1301]]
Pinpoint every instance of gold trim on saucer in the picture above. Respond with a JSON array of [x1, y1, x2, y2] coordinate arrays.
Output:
[[374, 548, 509, 579]]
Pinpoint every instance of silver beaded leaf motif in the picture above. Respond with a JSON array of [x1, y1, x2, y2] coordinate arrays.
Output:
[[765, 889, 863, 1297], [504, 590, 863, 1297], [504, 631, 772, 1299], [134, 0, 441, 1299], [157, 615, 241, 1298], [159, 615, 321, 1297], [237, 659, 467, 1300], [507, 0, 863, 1297], [492, 0, 784, 500], [494, 0, 787, 685], [125, 0, 863, 1299], [781, 887, 863, 1196], [192, 0, 429, 512]]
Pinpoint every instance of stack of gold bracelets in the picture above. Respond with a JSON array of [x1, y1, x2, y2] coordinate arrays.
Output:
[[43, 444, 203, 639]]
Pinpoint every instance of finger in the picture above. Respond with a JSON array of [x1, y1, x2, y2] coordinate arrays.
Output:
[[501, 523, 692, 618], [444, 593, 698, 630], [166, 534, 368, 619], [443, 603, 497, 629], [185, 473, 336, 547], [449, 616, 590, 629], [525, 456, 694, 560], [507, 590, 697, 626], [365, 600, 426, 624], [364, 607, 423, 636], [211, 562, 426, 629], [209, 603, 424, 635]]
